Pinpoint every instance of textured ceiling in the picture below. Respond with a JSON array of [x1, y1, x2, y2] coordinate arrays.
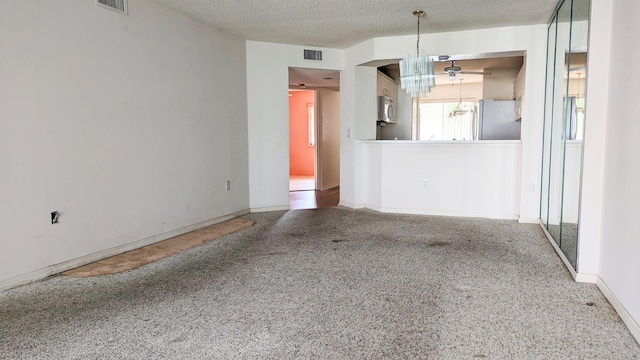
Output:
[[148, 0, 561, 49]]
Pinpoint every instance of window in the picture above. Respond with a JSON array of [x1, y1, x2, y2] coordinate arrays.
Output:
[[418, 101, 476, 140], [307, 104, 315, 147]]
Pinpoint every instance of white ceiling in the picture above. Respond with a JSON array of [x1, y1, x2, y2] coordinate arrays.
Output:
[[148, 0, 561, 49], [146, 0, 589, 89]]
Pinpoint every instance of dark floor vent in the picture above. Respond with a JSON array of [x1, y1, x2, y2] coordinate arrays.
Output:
[[304, 49, 323, 61], [96, 0, 128, 15]]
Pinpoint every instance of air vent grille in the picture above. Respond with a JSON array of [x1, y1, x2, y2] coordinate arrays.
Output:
[[304, 49, 323, 61], [96, 0, 128, 15]]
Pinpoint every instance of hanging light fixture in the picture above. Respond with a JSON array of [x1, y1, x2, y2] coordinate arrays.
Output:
[[400, 10, 436, 98], [449, 78, 470, 118]]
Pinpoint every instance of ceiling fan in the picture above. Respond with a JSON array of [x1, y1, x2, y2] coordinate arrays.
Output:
[[442, 60, 492, 81]]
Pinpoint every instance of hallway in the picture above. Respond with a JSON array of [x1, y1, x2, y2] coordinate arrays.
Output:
[[289, 175, 339, 210], [289, 187, 339, 210]]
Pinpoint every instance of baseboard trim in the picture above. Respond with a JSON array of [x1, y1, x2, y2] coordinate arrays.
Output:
[[338, 201, 365, 209], [368, 206, 519, 220], [250, 205, 290, 213], [0, 209, 250, 292], [364, 204, 382, 212], [319, 182, 339, 191], [596, 276, 640, 344], [575, 273, 598, 283], [518, 217, 541, 224]]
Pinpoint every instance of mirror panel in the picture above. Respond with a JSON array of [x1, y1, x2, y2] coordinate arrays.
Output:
[[541, 0, 590, 270], [560, 0, 590, 269], [540, 16, 558, 234], [545, 0, 572, 246]]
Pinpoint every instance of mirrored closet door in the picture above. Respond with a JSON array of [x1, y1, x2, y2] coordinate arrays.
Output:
[[540, 0, 590, 270]]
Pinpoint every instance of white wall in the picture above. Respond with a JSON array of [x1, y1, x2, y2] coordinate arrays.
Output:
[[423, 82, 484, 102], [577, 2, 610, 278], [341, 25, 547, 221], [246, 41, 344, 211], [483, 68, 520, 100], [362, 141, 521, 219], [245, 25, 545, 223], [513, 61, 527, 121], [0, 0, 249, 287], [318, 88, 340, 190], [597, 0, 640, 338]]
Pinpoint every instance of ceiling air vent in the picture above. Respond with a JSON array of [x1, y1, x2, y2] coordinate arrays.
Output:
[[304, 49, 323, 61], [96, 0, 128, 15]]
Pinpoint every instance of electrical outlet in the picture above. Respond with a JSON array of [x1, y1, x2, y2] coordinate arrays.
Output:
[[421, 179, 428, 188], [51, 211, 60, 224], [225, 180, 231, 191], [347, 129, 352, 138], [530, 182, 537, 193]]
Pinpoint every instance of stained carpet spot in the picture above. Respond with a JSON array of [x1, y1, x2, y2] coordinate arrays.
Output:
[[586, 302, 595, 306], [62, 218, 254, 277], [427, 241, 450, 247], [331, 239, 349, 243]]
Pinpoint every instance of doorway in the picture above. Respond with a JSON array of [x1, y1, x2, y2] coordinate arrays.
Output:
[[288, 68, 341, 210], [289, 89, 317, 198]]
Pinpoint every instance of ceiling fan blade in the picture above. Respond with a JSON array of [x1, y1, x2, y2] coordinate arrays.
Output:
[[459, 71, 492, 75]]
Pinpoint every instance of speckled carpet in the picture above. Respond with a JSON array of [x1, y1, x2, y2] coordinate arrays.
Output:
[[1, 208, 639, 359]]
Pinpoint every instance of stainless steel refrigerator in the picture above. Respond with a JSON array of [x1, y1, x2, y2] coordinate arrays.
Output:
[[476, 100, 521, 140]]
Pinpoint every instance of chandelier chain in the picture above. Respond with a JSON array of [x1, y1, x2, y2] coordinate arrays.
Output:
[[416, 14, 420, 56]]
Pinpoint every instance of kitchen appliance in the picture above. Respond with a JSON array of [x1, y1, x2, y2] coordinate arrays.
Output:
[[476, 99, 520, 140], [378, 95, 396, 123]]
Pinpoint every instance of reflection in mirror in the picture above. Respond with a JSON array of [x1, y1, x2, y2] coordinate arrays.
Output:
[[560, 0, 590, 269], [545, 0, 573, 248], [565, 52, 587, 140]]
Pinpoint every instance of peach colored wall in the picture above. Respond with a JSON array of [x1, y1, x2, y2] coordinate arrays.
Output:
[[289, 90, 315, 176]]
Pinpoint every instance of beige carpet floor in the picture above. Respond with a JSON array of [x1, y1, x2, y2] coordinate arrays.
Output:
[[2, 209, 638, 358], [62, 218, 254, 277]]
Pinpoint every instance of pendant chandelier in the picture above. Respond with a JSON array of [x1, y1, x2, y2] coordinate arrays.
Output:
[[449, 79, 470, 118], [400, 10, 436, 98]]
